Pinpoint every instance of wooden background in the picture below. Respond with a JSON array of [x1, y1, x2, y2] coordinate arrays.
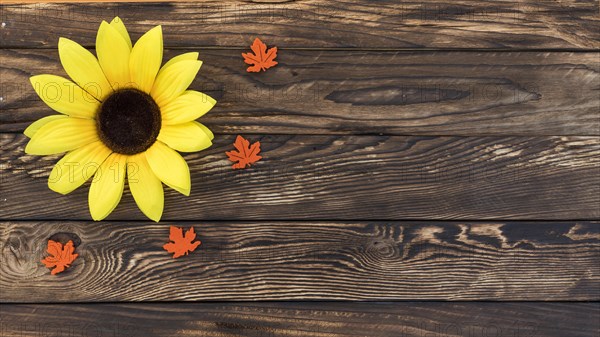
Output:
[[1, 1, 599, 336]]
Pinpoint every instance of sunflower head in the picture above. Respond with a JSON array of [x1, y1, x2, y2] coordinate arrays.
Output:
[[24, 17, 216, 222]]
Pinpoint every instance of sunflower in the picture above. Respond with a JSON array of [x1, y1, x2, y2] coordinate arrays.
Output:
[[24, 17, 216, 222]]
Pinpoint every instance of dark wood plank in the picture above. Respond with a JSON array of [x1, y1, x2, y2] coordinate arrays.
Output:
[[1, 221, 598, 302], [1, 49, 599, 136], [1, 134, 599, 220], [1, 1, 599, 49], [1, 302, 598, 336]]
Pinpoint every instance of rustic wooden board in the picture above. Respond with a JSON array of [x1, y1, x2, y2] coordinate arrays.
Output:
[[1, 1, 599, 49], [2, 134, 599, 221], [1, 221, 598, 302], [1, 302, 598, 337], [2, 49, 599, 136]]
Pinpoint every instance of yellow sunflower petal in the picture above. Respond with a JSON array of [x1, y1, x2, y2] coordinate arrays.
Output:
[[158, 52, 198, 75], [157, 121, 212, 152], [129, 25, 163, 93], [150, 60, 202, 107], [25, 118, 98, 155], [30, 75, 100, 118], [24, 115, 68, 138], [127, 153, 164, 222], [96, 21, 131, 89], [160, 90, 216, 125], [145, 141, 191, 196], [48, 141, 112, 195], [110, 17, 132, 50], [196, 122, 214, 140], [58, 37, 113, 101], [89, 153, 127, 221]]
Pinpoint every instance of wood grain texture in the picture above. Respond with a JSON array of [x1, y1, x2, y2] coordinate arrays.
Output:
[[1, 49, 599, 135], [1, 221, 599, 302], [2, 134, 599, 221], [1, 0, 599, 314], [1, 302, 599, 337], [0, 1, 599, 49]]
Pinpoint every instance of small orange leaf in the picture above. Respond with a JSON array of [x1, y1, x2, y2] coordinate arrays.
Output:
[[242, 38, 278, 72], [226, 135, 262, 169], [163, 226, 201, 259], [41, 240, 78, 275]]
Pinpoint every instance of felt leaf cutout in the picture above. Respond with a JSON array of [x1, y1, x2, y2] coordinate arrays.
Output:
[[242, 38, 278, 73], [41, 240, 79, 275], [226, 135, 262, 169], [163, 225, 201, 258]]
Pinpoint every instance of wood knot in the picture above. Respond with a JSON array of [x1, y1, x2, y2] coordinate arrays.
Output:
[[365, 238, 401, 259], [48, 232, 81, 247], [6, 236, 20, 250]]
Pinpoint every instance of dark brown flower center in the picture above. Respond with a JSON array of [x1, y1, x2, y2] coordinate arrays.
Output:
[[96, 89, 161, 155]]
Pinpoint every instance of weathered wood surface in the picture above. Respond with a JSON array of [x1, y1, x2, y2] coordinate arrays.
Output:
[[1, 49, 599, 135], [1, 0, 599, 320], [2, 134, 599, 221], [1, 221, 598, 302], [1, 1, 599, 49], [1, 302, 598, 337]]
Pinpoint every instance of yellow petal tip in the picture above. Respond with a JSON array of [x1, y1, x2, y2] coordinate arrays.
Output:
[[169, 184, 190, 197], [208, 96, 217, 107], [58, 37, 71, 46], [48, 181, 70, 195], [149, 25, 162, 34], [24, 143, 33, 154], [24, 140, 44, 155], [177, 185, 191, 196], [29, 75, 40, 86]]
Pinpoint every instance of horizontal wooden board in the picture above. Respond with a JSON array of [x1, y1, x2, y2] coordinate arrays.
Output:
[[0, 302, 598, 336], [1, 49, 599, 136], [0, 1, 599, 49], [1, 134, 599, 221], [1, 221, 598, 302]]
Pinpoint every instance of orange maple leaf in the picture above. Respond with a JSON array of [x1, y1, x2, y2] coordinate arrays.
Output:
[[226, 135, 262, 169], [163, 226, 201, 259], [41, 240, 78, 275], [242, 38, 278, 72]]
